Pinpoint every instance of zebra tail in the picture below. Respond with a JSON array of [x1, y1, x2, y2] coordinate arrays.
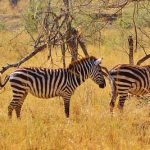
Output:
[[101, 66, 117, 98], [0, 75, 10, 90]]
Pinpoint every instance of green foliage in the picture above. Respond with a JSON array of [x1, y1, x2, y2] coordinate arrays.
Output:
[[23, 0, 104, 39], [114, 6, 133, 29], [23, 0, 63, 32], [23, 0, 150, 47], [73, 13, 102, 41], [23, 0, 48, 32], [114, 3, 150, 29], [136, 7, 150, 27], [117, 15, 132, 29]]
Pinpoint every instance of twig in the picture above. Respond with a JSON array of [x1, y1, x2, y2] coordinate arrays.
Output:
[[9, 29, 26, 43], [138, 27, 150, 39]]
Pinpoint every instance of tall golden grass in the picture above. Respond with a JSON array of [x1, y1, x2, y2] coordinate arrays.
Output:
[[0, 30, 150, 150]]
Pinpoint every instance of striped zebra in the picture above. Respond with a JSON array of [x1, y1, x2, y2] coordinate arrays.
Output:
[[0, 56, 106, 118], [109, 64, 150, 112]]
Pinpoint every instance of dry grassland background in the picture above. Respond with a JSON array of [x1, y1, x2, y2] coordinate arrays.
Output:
[[0, 0, 150, 150]]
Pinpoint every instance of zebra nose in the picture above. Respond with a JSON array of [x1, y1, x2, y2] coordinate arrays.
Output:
[[99, 82, 106, 88]]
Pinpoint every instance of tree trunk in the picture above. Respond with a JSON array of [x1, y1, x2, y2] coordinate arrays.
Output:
[[63, 0, 78, 62], [128, 35, 134, 65]]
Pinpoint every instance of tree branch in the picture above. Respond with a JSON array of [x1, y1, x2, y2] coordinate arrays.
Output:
[[133, 1, 138, 52], [136, 54, 150, 65], [0, 44, 46, 74]]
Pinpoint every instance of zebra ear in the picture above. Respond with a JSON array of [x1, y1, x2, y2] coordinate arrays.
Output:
[[94, 58, 103, 65]]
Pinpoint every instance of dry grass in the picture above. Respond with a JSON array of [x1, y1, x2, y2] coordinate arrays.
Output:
[[0, 30, 150, 150], [0, 0, 28, 14], [0, 1, 149, 149]]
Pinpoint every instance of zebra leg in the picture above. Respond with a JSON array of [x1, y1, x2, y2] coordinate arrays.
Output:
[[109, 76, 118, 113], [62, 96, 71, 118], [8, 92, 27, 119], [15, 104, 22, 119], [15, 93, 27, 119], [8, 101, 15, 119], [117, 94, 128, 112], [8, 99, 22, 119], [110, 90, 118, 113]]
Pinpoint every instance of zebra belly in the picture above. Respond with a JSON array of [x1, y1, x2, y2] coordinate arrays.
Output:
[[28, 89, 61, 99], [29, 93, 58, 99], [129, 87, 150, 96]]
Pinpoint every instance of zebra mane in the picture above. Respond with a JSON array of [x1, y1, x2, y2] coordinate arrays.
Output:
[[68, 56, 97, 70]]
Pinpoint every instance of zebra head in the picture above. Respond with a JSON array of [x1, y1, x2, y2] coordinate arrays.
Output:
[[89, 58, 106, 88]]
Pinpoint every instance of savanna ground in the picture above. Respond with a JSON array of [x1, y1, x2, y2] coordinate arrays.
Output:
[[0, 1, 150, 150]]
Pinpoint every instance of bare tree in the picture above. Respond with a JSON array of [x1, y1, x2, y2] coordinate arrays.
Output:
[[0, 0, 150, 75], [0, 0, 90, 74]]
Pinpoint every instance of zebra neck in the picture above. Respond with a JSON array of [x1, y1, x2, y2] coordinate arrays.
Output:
[[68, 60, 92, 84], [68, 69, 86, 83], [74, 66, 90, 83]]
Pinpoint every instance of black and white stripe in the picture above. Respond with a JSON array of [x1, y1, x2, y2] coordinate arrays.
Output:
[[0, 56, 106, 118], [109, 64, 150, 112]]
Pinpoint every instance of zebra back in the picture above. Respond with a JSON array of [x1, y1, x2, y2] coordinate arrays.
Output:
[[110, 64, 150, 96]]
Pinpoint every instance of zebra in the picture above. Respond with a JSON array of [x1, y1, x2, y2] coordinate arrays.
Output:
[[109, 64, 150, 112], [0, 56, 106, 118]]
